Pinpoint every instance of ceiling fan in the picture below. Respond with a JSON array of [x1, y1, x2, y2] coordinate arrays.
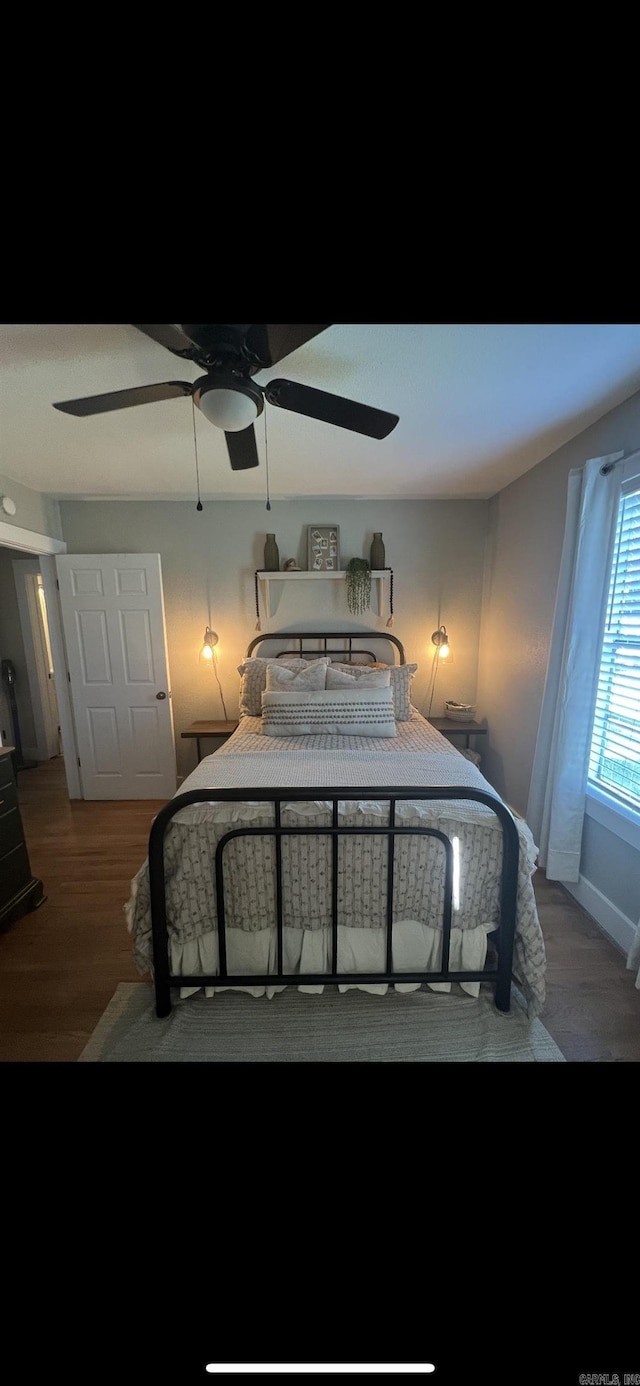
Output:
[[52, 324, 400, 471]]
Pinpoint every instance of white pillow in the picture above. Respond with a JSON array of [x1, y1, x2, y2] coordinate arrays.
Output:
[[237, 656, 329, 717], [329, 662, 417, 720], [325, 666, 390, 690], [261, 687, 397, 737], [265, 660, 328, 692]]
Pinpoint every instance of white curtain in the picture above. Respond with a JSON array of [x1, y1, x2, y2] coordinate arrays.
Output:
[[628, 924, 640, 989], [526, 452, 624, 881]]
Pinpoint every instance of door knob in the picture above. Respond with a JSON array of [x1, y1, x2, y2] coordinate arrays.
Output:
[[156, 691, 166, 700]]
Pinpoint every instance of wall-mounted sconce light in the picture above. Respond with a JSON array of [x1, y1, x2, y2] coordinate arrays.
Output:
[[199, 625, 229, 718], [200, 626, 219, 663], [431, 624, 451, 659], [427, 624, 452, 716]]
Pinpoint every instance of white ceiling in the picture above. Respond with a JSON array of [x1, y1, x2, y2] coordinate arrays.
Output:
[[2, 323, 640, 503]]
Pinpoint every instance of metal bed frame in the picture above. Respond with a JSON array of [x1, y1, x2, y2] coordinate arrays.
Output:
[[148, 631, 519, 1019], [246, 629, 407, 665]]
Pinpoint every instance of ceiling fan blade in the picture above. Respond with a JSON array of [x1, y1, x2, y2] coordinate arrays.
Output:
[[133, 324, 200, 358], [246, 325, 331, 369], [265, 378, 399, 439], [52, 382, 194, 417], [225, 426, 260, 471]]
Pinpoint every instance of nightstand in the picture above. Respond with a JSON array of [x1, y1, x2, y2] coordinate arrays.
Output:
[[181, 720, 239, 763], [428, 718, 487, 750]]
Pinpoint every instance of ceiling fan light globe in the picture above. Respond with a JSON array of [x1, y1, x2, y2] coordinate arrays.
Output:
[[194, 375, 264, 432]]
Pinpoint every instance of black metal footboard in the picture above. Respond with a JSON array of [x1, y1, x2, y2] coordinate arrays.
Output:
[[148, 787, 520, 1019]]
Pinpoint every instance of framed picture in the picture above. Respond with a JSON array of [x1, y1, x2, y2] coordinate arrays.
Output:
[[307, 524, 340, 572]]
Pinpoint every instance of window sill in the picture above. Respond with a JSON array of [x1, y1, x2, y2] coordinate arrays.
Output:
[[585, 785, 640, 851]]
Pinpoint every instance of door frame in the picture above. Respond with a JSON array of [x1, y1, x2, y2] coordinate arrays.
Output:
[[12, 559, 60, 759], [0, 520, 81, 797]]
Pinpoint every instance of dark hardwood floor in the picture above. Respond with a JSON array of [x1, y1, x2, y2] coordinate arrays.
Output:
[[1, 757, 638, 1061]]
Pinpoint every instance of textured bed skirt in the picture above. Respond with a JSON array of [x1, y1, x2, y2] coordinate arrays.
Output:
[[169, 918, 494, 1001]]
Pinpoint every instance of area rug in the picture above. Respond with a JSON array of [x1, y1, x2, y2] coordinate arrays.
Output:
[[79, 983, 566, 1061]]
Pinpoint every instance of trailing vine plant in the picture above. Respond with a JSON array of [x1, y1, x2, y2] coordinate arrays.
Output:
[[345, 558, 372, 615]]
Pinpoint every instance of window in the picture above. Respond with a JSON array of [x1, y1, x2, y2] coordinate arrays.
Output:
[[588, 464, 640, 818]]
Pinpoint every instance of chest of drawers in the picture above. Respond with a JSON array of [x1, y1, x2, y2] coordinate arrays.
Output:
[[0, 749, 45, 928]]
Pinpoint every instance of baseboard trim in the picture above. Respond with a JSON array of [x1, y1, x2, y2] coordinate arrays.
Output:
[[564, 875, 636, 956]]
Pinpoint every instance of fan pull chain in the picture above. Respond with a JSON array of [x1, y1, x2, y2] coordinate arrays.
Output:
[[385, 567, 394, 627], [254, 570, 261, 630], [263, 408, 271, 511], [192, 399, 203, 510]]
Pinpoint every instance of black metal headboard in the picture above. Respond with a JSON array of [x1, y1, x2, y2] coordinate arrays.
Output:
[[246, 630, 406, 665]]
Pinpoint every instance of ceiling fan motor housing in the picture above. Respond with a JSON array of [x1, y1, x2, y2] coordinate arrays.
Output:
[[179, 324, 257, 367]]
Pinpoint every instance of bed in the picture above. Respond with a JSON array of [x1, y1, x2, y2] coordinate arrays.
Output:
[[125, 630, 546, 1020]]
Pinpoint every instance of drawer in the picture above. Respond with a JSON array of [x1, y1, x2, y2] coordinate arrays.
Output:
[[0, 752, 15, 786], [0, 841, 32, 912], [0, 805, 25, 856], [0, 778, 18, 814]]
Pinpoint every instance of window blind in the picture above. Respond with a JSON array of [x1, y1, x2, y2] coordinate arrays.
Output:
[[588, 480, 640, 811]]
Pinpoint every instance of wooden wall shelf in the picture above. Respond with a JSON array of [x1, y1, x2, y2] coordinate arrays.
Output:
[[257, 570, 388, 618]]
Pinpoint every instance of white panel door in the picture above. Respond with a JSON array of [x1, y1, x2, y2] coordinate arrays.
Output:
[[55, 554, 177, 800]]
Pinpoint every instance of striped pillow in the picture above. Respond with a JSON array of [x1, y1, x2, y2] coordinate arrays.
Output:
[[237, 656, 329, 717], [261, 687, 397, 737], [329, 662, 418, 720]]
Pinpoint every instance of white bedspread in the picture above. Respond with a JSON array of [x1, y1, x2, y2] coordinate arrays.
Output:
[[125, 710, 546, 1015]]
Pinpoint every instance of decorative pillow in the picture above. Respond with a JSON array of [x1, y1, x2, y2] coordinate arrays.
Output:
[[265, 660, 328, 692], [329, 662, 418, 720], [237, 656, 329, 718], [261, 687, 397, 737], [325, 666, 391, 690]]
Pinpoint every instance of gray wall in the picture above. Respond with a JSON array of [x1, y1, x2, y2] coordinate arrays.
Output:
[[0, 470, 62, 539], [59, 497, 490, 780], [476, 386, 640, 924]]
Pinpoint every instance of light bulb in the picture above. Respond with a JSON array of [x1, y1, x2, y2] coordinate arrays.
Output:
[[431, 624, 451, 659], [200, 627, 219, 664]]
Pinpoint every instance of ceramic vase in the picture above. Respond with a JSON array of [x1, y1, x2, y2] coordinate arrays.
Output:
[[264, 534, 280, 571], [370, 532, 385, 569]]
